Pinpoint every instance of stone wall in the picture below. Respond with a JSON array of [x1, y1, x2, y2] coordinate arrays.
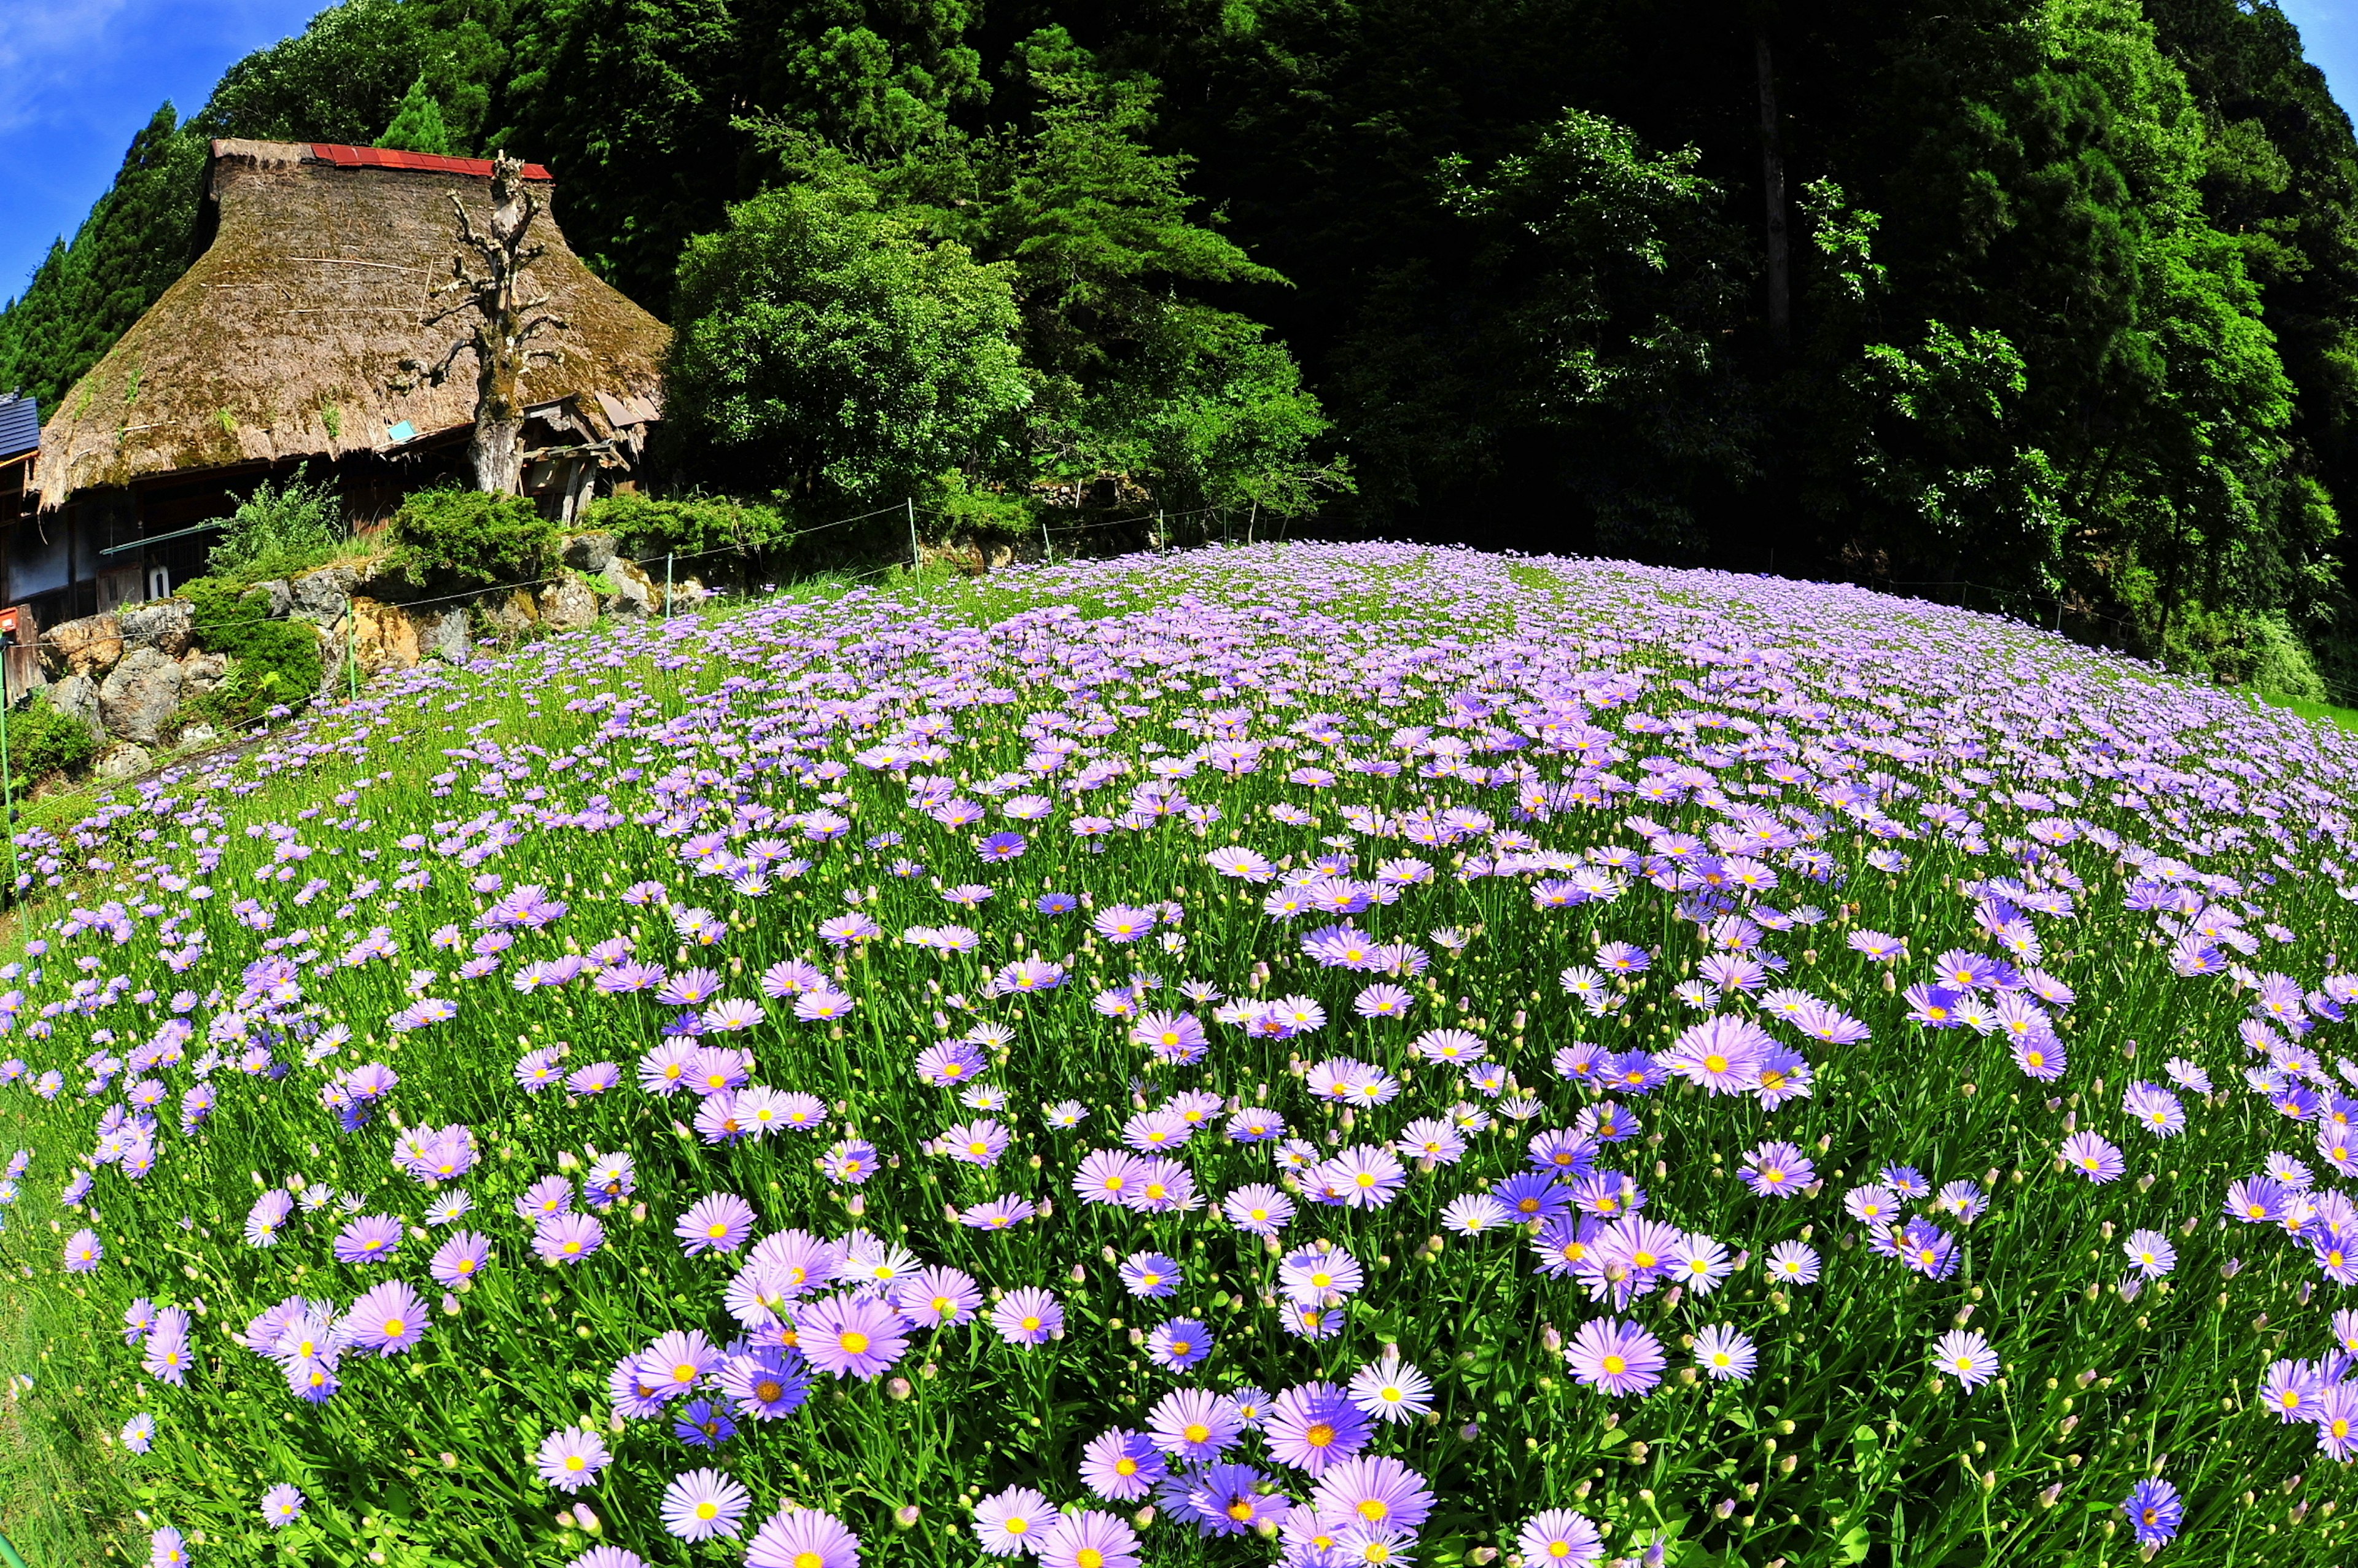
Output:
[[17, 534, 687, 777]]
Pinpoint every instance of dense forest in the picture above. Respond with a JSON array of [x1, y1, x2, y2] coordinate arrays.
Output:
[[5, 0, 2358, 697]]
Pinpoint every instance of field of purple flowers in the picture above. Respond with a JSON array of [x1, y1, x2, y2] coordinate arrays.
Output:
[[2, 541, 2355, 1567]]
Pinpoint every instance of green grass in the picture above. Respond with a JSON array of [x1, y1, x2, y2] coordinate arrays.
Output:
[[2257, 690, 2358, 731], [0, 1270, 137, 1564]]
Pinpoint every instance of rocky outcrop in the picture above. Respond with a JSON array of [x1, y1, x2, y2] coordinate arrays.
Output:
[[541, 575, 599, 631], [98, 648, 184, 744], [289, 566, 359, 624], [603, 556, 658, 615], [45, 673, 99, 731], [46, 614, 123, 679], [117, 600, 193, 658], [34, 528, 682, 764], [95, 742, 152, 780], [564, 533, 618, 573]]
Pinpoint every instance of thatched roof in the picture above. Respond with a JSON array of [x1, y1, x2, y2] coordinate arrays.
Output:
[[34, 140, 670, 507]]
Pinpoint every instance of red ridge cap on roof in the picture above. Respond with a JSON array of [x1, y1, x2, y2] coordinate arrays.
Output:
[[308, 144, 553, 181]]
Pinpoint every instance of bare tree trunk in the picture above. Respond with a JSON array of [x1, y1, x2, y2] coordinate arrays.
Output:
[[396, 154, 566, 494], [470, 406, 523, 494], [1756, 28, 1791, 351]]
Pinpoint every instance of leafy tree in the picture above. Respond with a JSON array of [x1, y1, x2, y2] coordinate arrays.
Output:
[[193, 0, 426, 145], [1342, 109, 1757, 559], [933, 29, 1341, 517], [664, 179, 1030, 508], [0, 105, 207, 411], [379, 77, 457, 155]]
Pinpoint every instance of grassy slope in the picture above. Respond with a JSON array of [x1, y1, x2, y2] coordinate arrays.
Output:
[[2, 545, 2352, 1564], [0, 566, 955, 1562]]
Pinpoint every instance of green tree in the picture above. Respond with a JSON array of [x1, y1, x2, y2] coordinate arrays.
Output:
[[193, 0, 426, 145], [0, 105, 207, 411], [379, 77, 457, 155], [1379, 108, 1758, 559], [664, 179, 1030, 507], [953, 29, 1340, 517]]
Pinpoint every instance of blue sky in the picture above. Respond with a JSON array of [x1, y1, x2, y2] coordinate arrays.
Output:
[[2, 1, 2357, 347], [0, 0, 324, 311]]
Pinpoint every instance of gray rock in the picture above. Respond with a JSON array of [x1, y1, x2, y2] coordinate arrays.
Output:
[[250, 580, 294, 619], [45, 673, 99, 731], [95, 742, 152, 782], [178, 650, 228, 694], [481, 591, 539, 637], [564, 532, 618, 573], [117, 599, 193, 658], [289, 565, 360, 624], [420, 607, 470, 664], [98, 647, 184, 744], [540, 575, 599, 631], [45, 614, 123, 679], [602, 556, 657, 615]]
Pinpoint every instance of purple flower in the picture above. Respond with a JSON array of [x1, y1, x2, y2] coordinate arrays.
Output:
[[973, 1486, 1054, 1556], [976, 831, 1029, 863], [1146, 1317, 1213, 1371], [260, 1482, 306, 1528], [63, 1227, 101, 1273], [534, 1427, 612, 1492], [1119, 1252, 1181, 1298], [534, 1212, 605, 1265], [823, 1140, 878, 1184], [1265, 1381, 1370, 1475], [1738, 1141, 1815, 1198], [718, 1346, 811, 1419], [1038, 1512, 1138, 1568], [1148, 1387, 1245, 1462], [332, 1214, 404, 1265], [674, 1396, 737, 1448], [1659, 1015, 1768, 1093], [660, 1467, 750, 1541], [1080, 1427, 1167, 1500], [1517, 1511, 1603, 1566], [2122, 1479, 2184, 1545], [429, 1231, 493, 1287], [341, 1280, 427, 1356], [796, 1292, 908, 1379], [675, 1193, 758, 1256], [915, 1040, 987, 1087], [745, 1507, 862, 1568], [1563, 1318, 1665, 1397], [892, 1267, 982, 1329], [1931, 1329, 1999, 1392], [121, 1413, 155, 1453], [959, 1195, 1038, 1230], [2060, 1130, 2125, 1183], [1309, 1454, 1435, 1532], [991, 1287, 1064, 1346], [1694, 1325, 1757, 1382]]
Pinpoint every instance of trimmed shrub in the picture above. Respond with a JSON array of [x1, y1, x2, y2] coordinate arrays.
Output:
[[580, 494, 793, 562], [387, 490, 558, 588]]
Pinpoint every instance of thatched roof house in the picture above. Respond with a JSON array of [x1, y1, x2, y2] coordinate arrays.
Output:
[[20, 139, 668, 624]]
